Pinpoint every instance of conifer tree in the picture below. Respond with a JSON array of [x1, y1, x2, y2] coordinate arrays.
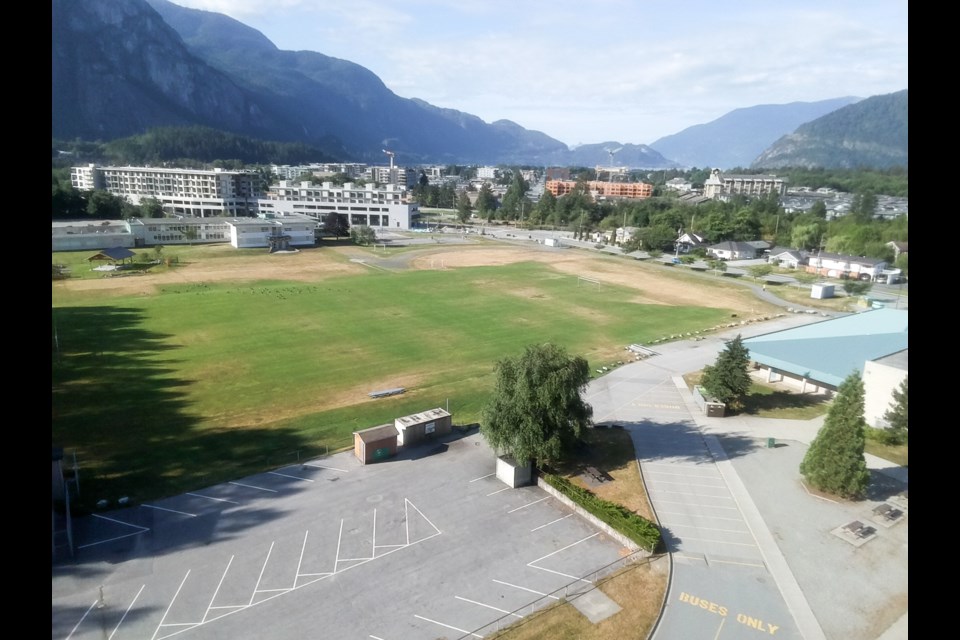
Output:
[[700, 334, 751, 409], [799, 372, 870, 499]]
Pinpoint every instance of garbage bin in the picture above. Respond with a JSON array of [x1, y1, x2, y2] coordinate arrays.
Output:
[[767, 437, 776, 448]]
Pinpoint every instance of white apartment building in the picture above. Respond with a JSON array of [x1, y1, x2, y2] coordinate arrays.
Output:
[[258, 180, 419, 230], [70, 165, 258, 217], [703, 169, 787, 200]]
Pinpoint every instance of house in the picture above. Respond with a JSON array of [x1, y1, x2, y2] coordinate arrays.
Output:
[[767, 247, 808, 269], [806, 251, 887, 281], [616, 226, 641, 245], [887, 241, 908, 260], [706, 240, 761, 260], [676, 231, 708, 254]]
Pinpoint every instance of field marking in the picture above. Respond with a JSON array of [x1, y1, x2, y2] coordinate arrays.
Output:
[[142, 504, 197, 517], [455, 595, 523, 618], [531, 514, 573, 532], [508, 497, 548, 513], [228, 481, 277, 493], [469, 473, 495, 482], [414, 614, 482, 638], [492, 579, 560, 600], [268, 471, 315, 483], [303, 463, 349, 473], [109, 584, 145, 639], [185, 493, 239, 504], [486, 487, 510, 496]]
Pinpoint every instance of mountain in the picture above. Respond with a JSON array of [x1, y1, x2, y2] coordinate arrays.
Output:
[[751, 90, 908, 170], [52, 0, 677, 168], [648, 98, 862, 170]]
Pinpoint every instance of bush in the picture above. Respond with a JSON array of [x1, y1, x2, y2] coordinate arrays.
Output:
[[542, 473, 661, 551]]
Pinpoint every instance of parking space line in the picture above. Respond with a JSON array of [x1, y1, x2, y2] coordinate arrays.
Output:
[[142, 504, 197, 517], [492, 579, 560, 600], [656, 500, 739, 511], [250, 542, 275, 605], [204, 556, 234, 620], [672, 536, 757, 547], [659, 522, 750, 534], [78, 514, 150, 550], [406, 498, 442, 539], [151, 570, 190, 640], [370, 636, 385, 640], [303, 463, 349, 472], [109, 584, 144, 639], [653, 480, 726, 489], [657, 509, 743, 520], [268, 471, 314, 482], [65, 599, 99, 640], [228, 481, 277, 492], [413, 614, 482, 638], [185, 492, 239, 504], [528, 532, 598, 565], [508, 497, 549, 513], [486, 487, 510, 496], [455, 595, 523, 618], [469, 473, 495, 482], [335, 520, 344, 570], [531, 514, 573, 532], [653, 490, 734, 498]]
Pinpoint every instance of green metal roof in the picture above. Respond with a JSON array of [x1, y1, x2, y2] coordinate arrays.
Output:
[[742, 309, 908, 388]]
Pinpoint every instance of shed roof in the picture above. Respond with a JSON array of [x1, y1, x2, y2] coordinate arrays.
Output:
[[88, 247, 136, 261], [354, 424, 398, 442], [742, 309, 908, 388]]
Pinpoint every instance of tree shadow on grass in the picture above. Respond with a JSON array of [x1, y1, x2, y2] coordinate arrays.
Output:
[[738, 389, 831, 417]]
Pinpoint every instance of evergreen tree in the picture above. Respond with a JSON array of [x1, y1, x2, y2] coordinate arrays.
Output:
[[700, 334, 751, 409], [882, 376, 908, 443], [799, 372, 870, 499], [480, 343, 593, 467]]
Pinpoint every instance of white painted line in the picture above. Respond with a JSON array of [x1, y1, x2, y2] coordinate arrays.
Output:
[[469, 473, 495, 482], [486, 487, 510, 496], [528, 564, 588, 583], [653, 490, 733, 498], [370, 636, 386, 640], [151, 571, 190, 640], [65, 599, 99, 640], [250, 542, 275, 606], [652, 480, 726, 489], [374, 544, 404, 548], [659, 523, 750, 534], [268, 471, 315, 482], [710, 558, 766, 568], [295, 531, 308, 589], [303, 463, 349, 472], [204, 556, 234, 623], [335, 520, 344, 571], [492, 579, 560, 600], [528, 532, 598, 565], [656, 509, 743, 520], [654, 500, 739, 510], [109, 584, 144, 640], [141, 504, 198, 517], [228, 481, 277, 493], [372, 509, 376, 557], [644, 470, 721, 479], [508, 497, 549, 513], [531, 514, 573, 532], [455, 595, 523, 618], [91, 513, 149, 531], [413, 614, 482, 638], [406, 499, 442, 535], [185, 492, 239, 504], [77, 529, 147, 549], [671, 536, 758, 547]]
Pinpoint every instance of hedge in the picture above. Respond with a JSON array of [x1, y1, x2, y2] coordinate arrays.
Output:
[[542, 473, 661, 551]]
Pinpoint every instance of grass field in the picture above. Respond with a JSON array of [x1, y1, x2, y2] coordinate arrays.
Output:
[[53, 250, 738, 510]]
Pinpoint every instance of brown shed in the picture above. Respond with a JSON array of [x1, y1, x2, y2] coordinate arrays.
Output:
[[394, 408, 452, 446], [353, 424, 398, 464]]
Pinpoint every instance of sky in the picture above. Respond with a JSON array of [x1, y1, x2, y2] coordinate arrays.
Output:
[[167, 1, 908, 149]]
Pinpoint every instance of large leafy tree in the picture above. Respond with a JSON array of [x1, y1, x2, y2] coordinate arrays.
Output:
[[323, 212, 349, 239], [882, 376, 908, 443], [700, 334, 751, 409], [480, 343, 593, 467], [799, 372, 870, 499]]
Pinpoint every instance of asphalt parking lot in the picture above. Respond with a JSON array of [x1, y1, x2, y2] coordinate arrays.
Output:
[[52, 432, 634, 640]]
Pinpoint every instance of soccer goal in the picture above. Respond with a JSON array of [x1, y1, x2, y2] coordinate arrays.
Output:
[[577, 276, 601, 290]]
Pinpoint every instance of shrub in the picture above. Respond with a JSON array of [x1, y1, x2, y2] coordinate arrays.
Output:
[[542, 473, 661, 551]]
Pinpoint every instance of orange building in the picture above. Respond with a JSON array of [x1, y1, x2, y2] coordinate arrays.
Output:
[[545, 180, 652, 199]]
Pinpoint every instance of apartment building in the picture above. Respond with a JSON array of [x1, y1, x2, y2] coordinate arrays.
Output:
[[545, 180, 652, 199], [702, 169, 787, 200], [70, 165, 258, 217], [258, 180, 419, 230]]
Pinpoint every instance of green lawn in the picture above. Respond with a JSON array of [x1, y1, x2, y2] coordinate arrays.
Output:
[[53, 259, 734, 511]]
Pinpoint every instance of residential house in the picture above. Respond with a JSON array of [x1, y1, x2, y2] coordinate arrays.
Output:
[[706, 240, 762, 260], [805, 251, 888, 281], [887, 241, 908, 260], [675, 231, 709, 254], [767, 247, 808, 269]]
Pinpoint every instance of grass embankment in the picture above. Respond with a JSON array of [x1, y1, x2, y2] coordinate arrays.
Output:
[[53, 250, 734, 510]]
